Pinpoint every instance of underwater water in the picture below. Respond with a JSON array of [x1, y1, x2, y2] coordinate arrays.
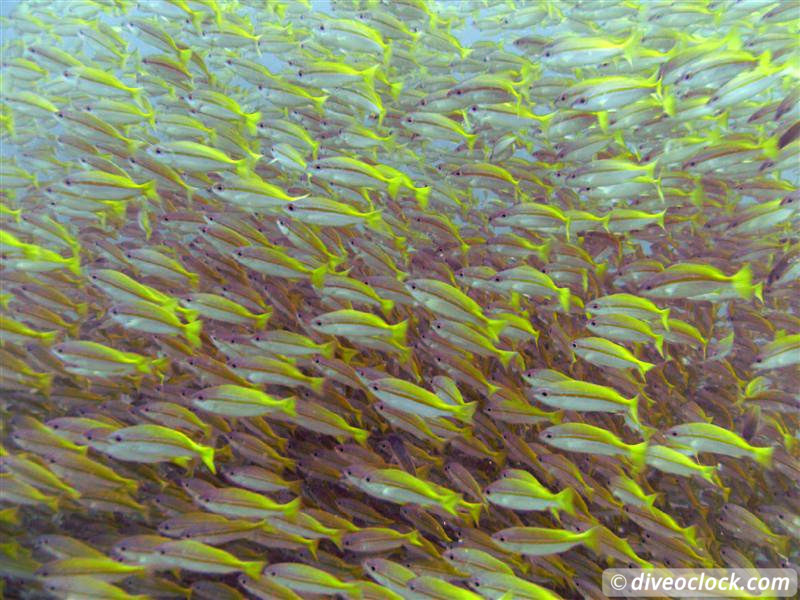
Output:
[[1, 0, 799, 598]]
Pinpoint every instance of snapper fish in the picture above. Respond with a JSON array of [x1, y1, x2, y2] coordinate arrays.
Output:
[[0, 1, 796, 598]]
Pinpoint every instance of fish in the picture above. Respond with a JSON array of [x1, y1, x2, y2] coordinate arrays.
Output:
[[540, 423, 648, 467], [191, 385, 297, 418], [0, 2, 797, 598], [664, 422, 775, 467], [99, 424, 216, 473], [570, 337, 656, 379], [367, 377, 477, 422], [484, 469, 579, 516], [491, 526, 600, 556]]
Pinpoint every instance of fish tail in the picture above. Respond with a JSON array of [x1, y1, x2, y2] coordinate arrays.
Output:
[[187, 271, 200, 289], [253, 312, 270, 330], [654, 334, 665, 358], [38, 372, 53, 397], [283, 497, 302, 517], [638, 359, 655, 379], [306, 538, 320, 560], [177, 47, 192, 67], [310, 265, 327, 290], [466, 132, 478, 151], [379, 298, 394, 317], [142, 179, 159, 202], [312, 94, 328, 114], [463, 500, 482, 526], [282, 396, 298, 417], [393, 319, 408, 344], [413, 185, 430, 209], [386, 178, 401, 200], [629, 395, 642, 430], [40, 330, 58, 346], [775, 534, 790, 556], [243, 560, 265, 580], [660, 308, 671, 331], [622, 29, 641, 66], [455, 401, 477, 423], [752, 281, 764, 303], [730, 264, 755, 300], [198, 445, 215, 474], [245, 111, 261, 136], [45, 495, 59, 513], [486, 317, 507, 341], [190, 9, 204, 33], [150, 357, 170, 380], [67, 254, 82, 276], [309, 376, 325, 394], [361, 64, 379, 89], [388, 80, 403, 100], [597, 110, 610, 134], [558, 286, 571, 312], [138, 204, 152, 240], [183, 319, 203, 349], [338, 345, 360, 362], [559, 488, 578, 517], [177, 305, 199, 320], [440, 492, 461, 517], [763, 134, 779, 159], [630, 441, 649, 471], [328, 528, 345, 551], [66, 321, 80, 338], [702, 463, 720, 485], [320, 340, 336, 359], [754, 445, 774, 468], [685, 524, 699, 546], [497, 350, 519, 370], [583, 526, 602, 552], [352, 427, 369, 447]]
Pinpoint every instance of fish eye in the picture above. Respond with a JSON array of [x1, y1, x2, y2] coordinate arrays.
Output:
[[297, 71, 303, 77], [545, 433, 552, 438], [571, 342, 577, 348], [287, 205, 294, 211], [64, 179, 72, 186], [318, 24, 325, 31], [544, 51, 550, 57], [578, 98, 586, 104], [114, 435, 122, 442]]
